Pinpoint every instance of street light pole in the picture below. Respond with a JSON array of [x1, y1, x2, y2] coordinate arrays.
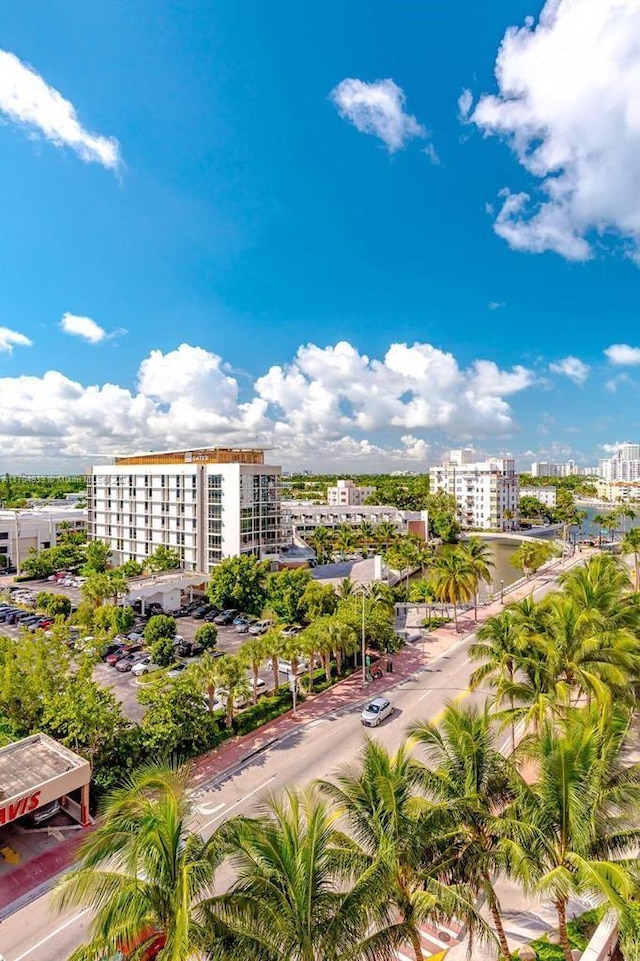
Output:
[[361, 588, 367, 686], [500, 579, 504, 605]]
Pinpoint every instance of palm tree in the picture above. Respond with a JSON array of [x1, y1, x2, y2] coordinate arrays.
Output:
[[461, 536, 495, 621], [408, 703, 521, 961], [509, 708, 640, 961], [54, 760, 225, 961], [193, 651, 223, 712], [334, 524, 357, 560], [263, 627, 285, 693], [622, 527, 640, 591], [213, 653, 251, 727], [319, 741, 485, 961], [239, 636, 267, 704], [335, 576, 354, 599], [357, 520, 376, 554], [211, 787, 402, 961], [375, 520, 399, 552], [469, 610, 529, 752], [408, 578, 436, 628], [309, 525, 332, 564], [592, 512, 610, 547], [559, 553, 633, 622], [430, 548, 474, 632], [107, 569, 129, 606]]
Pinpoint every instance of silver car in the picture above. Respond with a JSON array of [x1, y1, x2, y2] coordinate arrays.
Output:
[[360, 697, 393, 727]]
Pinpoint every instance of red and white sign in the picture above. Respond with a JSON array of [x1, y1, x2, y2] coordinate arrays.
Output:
[[0, 790, 42, 826]]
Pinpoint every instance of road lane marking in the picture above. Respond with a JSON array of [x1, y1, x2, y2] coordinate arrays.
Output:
[[201, 776, 276, 829], [418, 690, 433, 702], [12, 909, 91, 961], [198, 801, 225, 816]]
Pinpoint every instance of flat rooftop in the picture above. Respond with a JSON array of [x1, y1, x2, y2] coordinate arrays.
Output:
[[112, 446, 270, 466], [0, 734, 89, 803]]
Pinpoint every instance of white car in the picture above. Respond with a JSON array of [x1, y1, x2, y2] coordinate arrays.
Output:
[[278, 659, 308, 676], [132, 656, 162, 676], [360, 697, 393, 727], [167, 662, 189, 679], [248, 619, 273, 636], [280, 624, 302, 638], [216, 688, 250, 709]]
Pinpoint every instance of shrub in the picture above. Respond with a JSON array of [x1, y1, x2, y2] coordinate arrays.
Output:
[[232, 690, 293, 736], [150, 634, 176, 668], [194, 623, 218, 649], [144, 614, 177, 646]]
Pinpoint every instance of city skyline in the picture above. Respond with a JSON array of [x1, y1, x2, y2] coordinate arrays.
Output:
[[0, 1, 639, 472]]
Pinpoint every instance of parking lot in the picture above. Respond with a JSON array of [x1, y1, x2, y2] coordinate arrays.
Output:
[[0, 584, 281, 723]]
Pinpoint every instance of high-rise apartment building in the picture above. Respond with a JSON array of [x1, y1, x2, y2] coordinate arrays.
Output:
[[327, 479, 375, 506], [599, 442, 640, 482], [87, 447, 282, 572], [429, 453, 519, 531]]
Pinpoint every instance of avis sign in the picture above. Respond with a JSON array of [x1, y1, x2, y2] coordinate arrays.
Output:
[[0, 791, 41, 825]]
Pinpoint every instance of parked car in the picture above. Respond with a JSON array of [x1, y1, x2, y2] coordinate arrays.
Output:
[[280, 624, 303, 637], [234, 616, 256, 633], [203, 610, 221, 622], [21, 799, 61, 827], [216, 688, 250, 709], [193, 604, 216, 620], [360, 697, 393, 727], [174, 640, 204, 658], [4, 610, 22, 624], [0, 608, 18, 622], [115, 651, 148, 672], [102, 641, 127, 661], [127, 631, 145, 642], [131, 656, 162, 676], [248, 619, 273, 636], [106, 644, 143, 667], [214, 609, 238, 625], [167, 662, 189, 678], [278, 659, 309, 676]]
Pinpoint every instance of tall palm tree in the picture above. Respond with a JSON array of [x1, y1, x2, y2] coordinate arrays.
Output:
[[309, 525, 332, 564], [408, 703, 521, 961], [239, 635, 267, 704], [334, 525, 357, 560], [622, 527, 640, 591], [430, 548, 474, 632], [263, 627, 285, 693], [375, 520, 399, 552], [408, 578, 436, 628], [210, 653, 251, 727], [559, 553, 633, 623], [54, 760, 225, 961], [193, 651, 222, 712], [592, 513, 610, 547], [211, 787, 402, 961], [469, 610, 529, 752], [509, 708, 640, 961], [357, 520, 376, 554], [319, 740, 485, 961], [461, 536, 495, 621], [335, 576, 354, 599]]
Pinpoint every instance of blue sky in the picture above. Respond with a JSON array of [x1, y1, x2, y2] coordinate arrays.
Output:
[[0, 0, 639, 472]]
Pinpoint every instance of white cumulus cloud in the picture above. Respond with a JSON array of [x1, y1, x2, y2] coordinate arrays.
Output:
[[470, 0, 640, 261], [604, 343, 640, 366], [330, 78, 426, 152], [0, 50, 120, 169], [549, 356, 590, 385], [60, 312, 126, 344], [0, 327, 32, 353], [0, 339, 536, 471]]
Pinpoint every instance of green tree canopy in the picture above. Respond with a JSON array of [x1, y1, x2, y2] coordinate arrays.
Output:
[[265, 567, 312, 624], [207, 554, 269, 615]]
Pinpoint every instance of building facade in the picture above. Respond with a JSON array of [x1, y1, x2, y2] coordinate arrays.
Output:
[[430, 454, 519, 531], [87, 447, 282, 572], [519, 485, 557, 508], [326, 479, 375, 506], [596, 480, 640, 503], [0, 505, 87, 573], [598, 443, 640, 483], [282, 501, 428, 540]]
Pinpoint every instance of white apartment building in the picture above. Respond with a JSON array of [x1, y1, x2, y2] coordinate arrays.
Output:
[[430, 454, 519, 531], [519, 485, 557, 508], [327, 479, 375, 506], [596, 480, 640, 503], [87, 447, 282, 573], [598, 443, 640, 483], [0, 505, 87, 573]]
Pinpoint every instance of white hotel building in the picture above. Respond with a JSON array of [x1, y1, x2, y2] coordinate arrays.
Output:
[[429, 449, 519, 531], [87, 447, 282, 573]]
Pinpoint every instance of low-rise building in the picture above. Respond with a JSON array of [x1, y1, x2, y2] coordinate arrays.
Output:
[[430, 453, 518, 531], [327, 479, 375, 506], [0, 505, 87, 573], [596, 480, 640, 503], [282, 501, 428, 540], [519, 486, 557, 508]]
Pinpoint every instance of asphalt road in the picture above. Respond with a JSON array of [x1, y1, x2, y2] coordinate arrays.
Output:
[[0, 561, 584, 961]]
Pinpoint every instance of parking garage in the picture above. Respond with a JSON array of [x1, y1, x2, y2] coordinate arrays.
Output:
[[0, 734, 90, 882]]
